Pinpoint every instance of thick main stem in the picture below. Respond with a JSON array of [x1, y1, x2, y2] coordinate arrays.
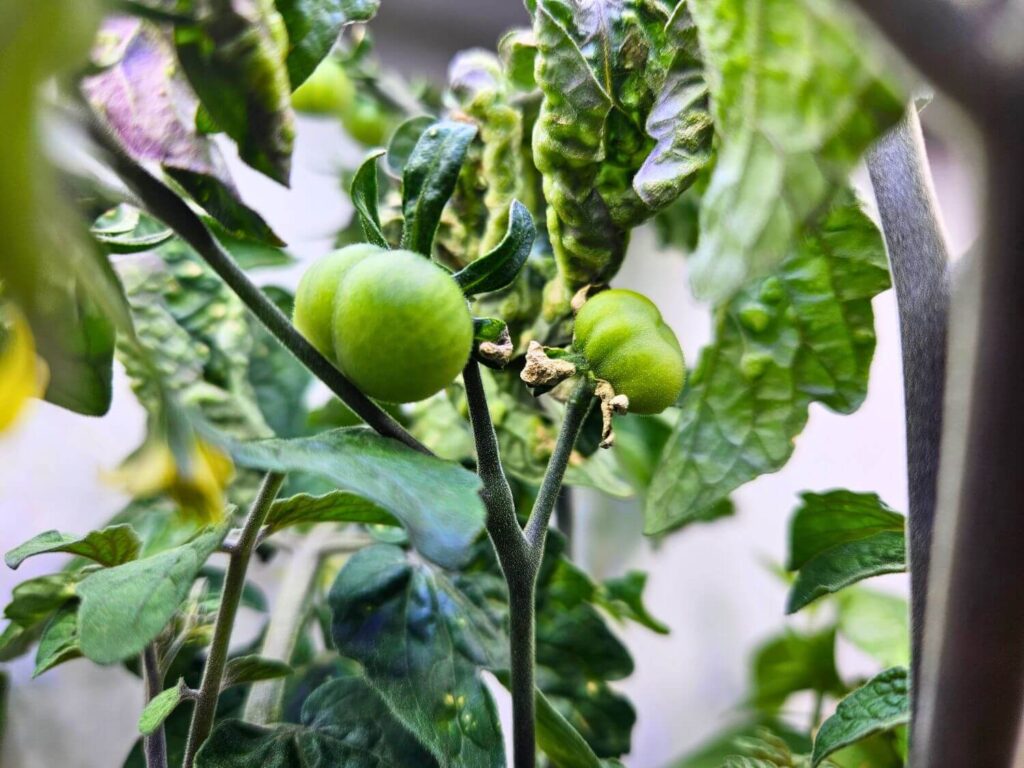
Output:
[[508, 581, 538, 768], [142, 644, 168, 768], [183, 472, 286, 768], [865, 104, 950, 724], [85, 115, 428, 455]]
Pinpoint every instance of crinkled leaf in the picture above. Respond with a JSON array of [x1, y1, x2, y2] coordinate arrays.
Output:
[[498, 28, 538, 91], [216, 427, 485, 568], [787, 531, 906, 614], [646, 196, 891, 532], [329, 544, 506, 768], [386, 115, 435, 178], [350, 149, 390, 248], [400, 120, 478, 256], [276, 0, 381, 88], [76, 525, 227, 664], [687, 0, 903, 299], [453, 201, 535, 295], [196, 673, 438, 767], [265, 491, 396, 536], [222, 656, 292, 690], [836, 588, 909, 668], [175, 0, 296, 185], [83, 17, 282, 245], [811, 668, 909, 766], [633, 3, 713, 209], [5, 525, 141, 570], [752, 628, 845, 714], [139, 679, 190, 736], [33, 602, 81, 677], [788, 490, 905, 570]]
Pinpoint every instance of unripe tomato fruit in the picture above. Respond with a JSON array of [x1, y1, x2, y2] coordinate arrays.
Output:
[[342, 95, 389, 146], [332, 251, 473, 403], [293, 244, 383, 357], [573, 289, 685, 414], [291, 58, 355, 115]]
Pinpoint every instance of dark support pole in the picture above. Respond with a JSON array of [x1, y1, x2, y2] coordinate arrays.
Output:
[[865, 104, 950, 723]]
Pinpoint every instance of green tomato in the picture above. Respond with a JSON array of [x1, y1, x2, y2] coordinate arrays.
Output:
[[342, 95, 389, 146], [293, 244, 384, 356], [332, 250, 473, 403], [573, 289, 685, 414], [291, 58, 355, 115]]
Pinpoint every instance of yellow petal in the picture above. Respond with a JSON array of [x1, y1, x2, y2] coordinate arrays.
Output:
[[0, 305, 47, 431]]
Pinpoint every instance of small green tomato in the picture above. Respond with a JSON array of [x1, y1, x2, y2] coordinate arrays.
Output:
[[332, 250, 473, 403], [342, 94, 389, 146], [293, 244, 384, 357], [573, 289, 685, 414], [291, 58, 355, 115]]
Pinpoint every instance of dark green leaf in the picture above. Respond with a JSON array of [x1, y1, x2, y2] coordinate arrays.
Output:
[[275, 0, 381, 88], [646, 196, 891, 532], [140, 679, 191, 736], [196, 673, 438, 767], [811, 668, 909, 767], [222, 656, 292, 690], [633, 3, 713, 209], [76, 525, 227, 664], [6, 525, 141, 570], [350, 150, 390, 248], [666, 721, 811, 768], [687, 0, 904, 299], [216, 427, 485, 568], [0, 670, 6, 756], [0, 622, 41, 663], [175, 0, 295, 185], [400, 120, 478, 256], [169, 170, 285, 246], [209, 221, 294, 268], [329, 545, 506, 767], [34, 602, 81, 677], [787, 491, 904, 571], [453, 201, 535, 295], [752, 628, 845, 714], [265, 491, 396, 535], [386, 115, 435, 178], [533, 685, 603, 768], [787, 531, 906, 613], [3, 573, 77, 627], [599, 571, 669, 635]]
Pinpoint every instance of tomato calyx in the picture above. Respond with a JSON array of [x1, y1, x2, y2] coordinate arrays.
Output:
[[594, 379, 629, 449]]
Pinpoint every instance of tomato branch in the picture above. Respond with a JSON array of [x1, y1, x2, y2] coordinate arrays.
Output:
[[141, 643, 168, 768]]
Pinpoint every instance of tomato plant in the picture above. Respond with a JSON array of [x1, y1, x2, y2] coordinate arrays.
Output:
[[1, 0, 1017, 767]]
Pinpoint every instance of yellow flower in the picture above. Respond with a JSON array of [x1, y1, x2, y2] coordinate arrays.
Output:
[[0, 305, 48, 431], [107, 435, 235, 523]]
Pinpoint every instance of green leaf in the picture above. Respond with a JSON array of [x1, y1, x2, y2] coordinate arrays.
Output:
[[646, 196, 891, 532], [217, 427, 486, 568], [666, 721, 811, 768], [92, 205, 174, 254], [221, 656, 292, 690], [350, 149, 390, 248], [386, 115, 436, 178], [329, 544, 506, 768], [0, 670, 7, 757], [33, 601, 81, 677], [498, 28, 538, 91], [76, 525, 227, 664], [453, 201, 535, 295], [209, 221, 294, 268], [83, 18, 282, 246], [400, 120, 479, 256], [175, 0, 296, 185], [169, 170, 285, 246], [633, 2, 714, 209], [836, 588, 909, 668], [196, 673, 438, 767], [275, 0, 381, 88], [598, 571, 669, 635], [265, 491, 396, 535], [787, 491, 904, 570], [533, 685, 603, 768], [811, 668, 909, 767], [687, 0, 903, 300], [3, 573, 77, 627], [6, 525, 142, 570], [139, 679, 191, 736], [787, 531, 906, 613], [752, 628, 845, 714]]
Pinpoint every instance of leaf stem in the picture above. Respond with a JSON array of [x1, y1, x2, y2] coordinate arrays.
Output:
[[142, 644, 168, 768], [183, 472, 286, 768], [84, 113, 429, 455]]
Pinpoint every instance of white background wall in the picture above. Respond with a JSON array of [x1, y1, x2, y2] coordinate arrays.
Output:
[[0, 2, 981, 764]]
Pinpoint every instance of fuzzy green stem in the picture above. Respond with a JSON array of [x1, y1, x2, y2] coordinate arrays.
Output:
[[85, 114, 428, 455], [142, 644, 168, 768], [183, 472, 286, 768]]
